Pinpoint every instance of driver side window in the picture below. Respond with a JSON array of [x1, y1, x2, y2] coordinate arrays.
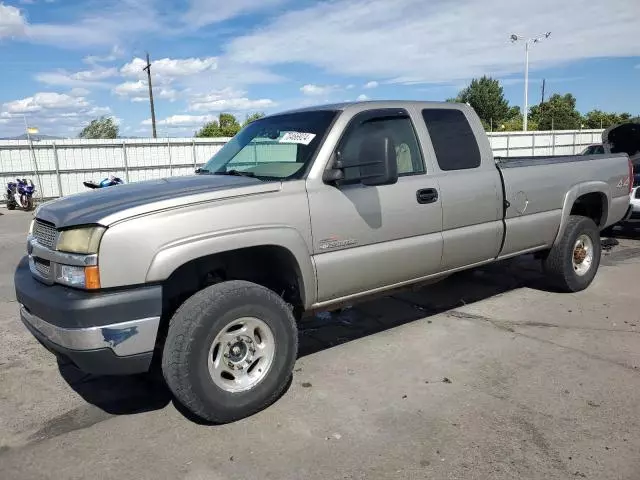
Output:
[[338, 115, 425, 183]]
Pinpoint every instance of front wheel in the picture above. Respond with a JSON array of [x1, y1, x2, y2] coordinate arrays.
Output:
[[542, 215, 601, 292], [24, 196, 34, 211], [162, 280, 298, 423]]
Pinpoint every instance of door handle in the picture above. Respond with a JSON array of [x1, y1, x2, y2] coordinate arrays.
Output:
[[416, 188, 438, 204]]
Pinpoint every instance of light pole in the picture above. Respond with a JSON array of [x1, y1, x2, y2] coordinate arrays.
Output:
[[510, 32, 551, 131]]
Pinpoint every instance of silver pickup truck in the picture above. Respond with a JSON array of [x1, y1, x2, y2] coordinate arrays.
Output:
[[15, 101, 633, 423]]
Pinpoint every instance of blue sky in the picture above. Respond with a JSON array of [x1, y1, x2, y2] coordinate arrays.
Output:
[[0, 0, 638, 137]]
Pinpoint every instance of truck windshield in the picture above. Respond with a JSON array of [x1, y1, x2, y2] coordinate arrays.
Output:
[[200, 110, 338, 180]]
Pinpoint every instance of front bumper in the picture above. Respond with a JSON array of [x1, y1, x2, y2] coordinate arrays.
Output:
[[15, 256, 162, 375]]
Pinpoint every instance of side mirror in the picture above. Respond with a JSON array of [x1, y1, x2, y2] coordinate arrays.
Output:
[[359, 135, 398, 186], [323, 134, 399, 186]]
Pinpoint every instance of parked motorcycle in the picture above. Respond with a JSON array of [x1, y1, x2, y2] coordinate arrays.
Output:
[[83, 175, 125, 190], [5, 178, 36, 211]]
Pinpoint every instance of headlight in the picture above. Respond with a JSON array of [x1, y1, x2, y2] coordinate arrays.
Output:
[[57, 265, 101, 290], [56, 226, 105, 254], [28, 219, 34, 235]]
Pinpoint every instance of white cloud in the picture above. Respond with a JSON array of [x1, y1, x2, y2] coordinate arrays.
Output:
[[69, 87, 91, 97], [120, 56, 217, 82], [3, 92, 89, 114], [114, 55, 280, 107], [0, 91, 111, 136], [0, 3, 27, 38], [8, 0, 162, 49], [35, 67, 118, 88], [300, 84, 339, 96], [142, 114, 215, 128], [346, 84, 355, 90], [113, 80, 146, 99], [84, 45, 124, 65], [112, 80, 178, 103], [225, 0, 640, 84], [182, 0, 288, 27], [356, 94, 369, 101], [189, 88, 275, 112], [364, 81, 378, 89]]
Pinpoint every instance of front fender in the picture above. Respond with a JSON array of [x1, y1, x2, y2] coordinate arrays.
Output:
[[553, 181, 610, 247], [146, 226, 317, 308]]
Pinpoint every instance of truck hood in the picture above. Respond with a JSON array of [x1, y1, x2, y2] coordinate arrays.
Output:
[[36, 174, 280, 228], [602, 118, 640, 166]]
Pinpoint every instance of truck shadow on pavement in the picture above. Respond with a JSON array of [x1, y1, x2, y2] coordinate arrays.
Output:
[[56, 254, 566, 424], [607, 222, 640, 241], [297, 255, 550, 357]]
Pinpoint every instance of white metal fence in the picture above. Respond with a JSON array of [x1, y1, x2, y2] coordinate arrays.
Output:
[[1, 129, 604, 201]]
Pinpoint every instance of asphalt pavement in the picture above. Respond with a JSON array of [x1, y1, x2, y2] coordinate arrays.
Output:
[[1, 209, 639, 480]]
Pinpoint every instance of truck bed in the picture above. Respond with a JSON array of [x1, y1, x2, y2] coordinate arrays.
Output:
[[494, 152, 631, 260], [496, 153, 629, 169]]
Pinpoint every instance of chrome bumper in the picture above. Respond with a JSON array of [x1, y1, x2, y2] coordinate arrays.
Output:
[[20, 306, 160, 357]]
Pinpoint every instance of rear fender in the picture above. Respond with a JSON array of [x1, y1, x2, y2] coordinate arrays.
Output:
[[553, 182, 610, 247], [146, 226, 317, 308]]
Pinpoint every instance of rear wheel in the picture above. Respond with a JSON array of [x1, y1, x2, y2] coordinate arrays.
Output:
[[162, 280, 298, 423], [542, 215, 601, 292]]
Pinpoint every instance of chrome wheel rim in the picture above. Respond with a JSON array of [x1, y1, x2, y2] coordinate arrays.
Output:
[[572, 234, 594, 277], [208, 317, 275, 393]]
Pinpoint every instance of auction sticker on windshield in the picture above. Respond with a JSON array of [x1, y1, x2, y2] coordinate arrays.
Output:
[[279, 131, 317, 145]]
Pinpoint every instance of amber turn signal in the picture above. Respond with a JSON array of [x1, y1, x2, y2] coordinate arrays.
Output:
[[84, 266, 101, 290]]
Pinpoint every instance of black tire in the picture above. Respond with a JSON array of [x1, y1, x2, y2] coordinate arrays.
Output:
[[6, 202, 15, 210], [162, 280, 298, 423], [542, 215, 601, 292]]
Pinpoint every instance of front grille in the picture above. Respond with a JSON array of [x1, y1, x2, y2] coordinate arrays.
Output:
[[33, 220, 57, 249], [33, 258, 51, 277]]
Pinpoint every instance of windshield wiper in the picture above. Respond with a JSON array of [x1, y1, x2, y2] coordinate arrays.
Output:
[[214, 169, 256, 178]]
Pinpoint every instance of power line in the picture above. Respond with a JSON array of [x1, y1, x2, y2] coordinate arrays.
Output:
[[142, 52, 157, 139]]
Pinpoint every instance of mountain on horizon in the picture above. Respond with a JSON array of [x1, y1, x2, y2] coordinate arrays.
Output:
[[0, 133, 66, 141]]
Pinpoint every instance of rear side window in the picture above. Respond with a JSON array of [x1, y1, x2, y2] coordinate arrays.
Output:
[[421, 109, 481, 171]]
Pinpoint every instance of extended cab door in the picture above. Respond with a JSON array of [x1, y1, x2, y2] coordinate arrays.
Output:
[[418, 107, 503, 270], [306, 108, 443, 306]]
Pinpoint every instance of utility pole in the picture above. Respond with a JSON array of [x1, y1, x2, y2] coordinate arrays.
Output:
[[143, 52, 157, 138], [510, 32, 551, 131], [540, 79, 546, 127]]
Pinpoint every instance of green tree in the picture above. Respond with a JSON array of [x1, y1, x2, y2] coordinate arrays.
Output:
[[498, 114, 538, 132], [529, 93, 582, 130], [195, 113, 267, 137], [195, 120, 221, 137], [448, 76, 513, 129], [583, 110, 633, 129], [218, 113, 241, 137], [243, 112, 265, 127], [78, 116, 119, 139]]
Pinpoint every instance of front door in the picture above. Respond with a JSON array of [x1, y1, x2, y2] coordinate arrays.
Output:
[[307, 109, 444, 305]]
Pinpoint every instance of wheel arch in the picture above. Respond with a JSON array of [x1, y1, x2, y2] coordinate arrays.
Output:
[[554, 182, 610, 247], [147, 226, 316, 310]]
